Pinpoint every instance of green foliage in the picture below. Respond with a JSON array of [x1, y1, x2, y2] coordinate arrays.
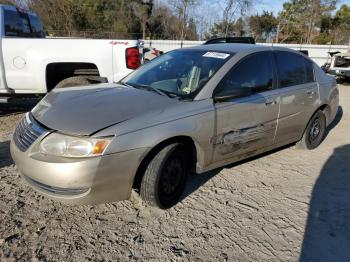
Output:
[[276, 0, 337, 44], [1, 0, 348, 44], [206, 18, 246, 39], [249, 11, 277, 42], [24, 0, 197, 39], [333, 4, 350, 31]]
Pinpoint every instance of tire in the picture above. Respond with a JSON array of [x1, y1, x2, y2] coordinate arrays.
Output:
[[140, 143, 190, 209], [55, 76, 91, 89], [296, 110, 326, 150]]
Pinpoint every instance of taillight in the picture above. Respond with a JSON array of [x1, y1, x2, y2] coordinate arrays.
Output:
[[126, 47, 140, 70]]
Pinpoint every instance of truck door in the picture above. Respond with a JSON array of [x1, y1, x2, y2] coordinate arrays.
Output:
[[1, 7, 45, 94]]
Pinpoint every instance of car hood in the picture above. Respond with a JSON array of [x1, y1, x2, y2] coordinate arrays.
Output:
[[32, 83, 179, 136]]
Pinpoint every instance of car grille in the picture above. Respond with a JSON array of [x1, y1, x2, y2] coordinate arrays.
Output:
[[13, 114, 47, 152]]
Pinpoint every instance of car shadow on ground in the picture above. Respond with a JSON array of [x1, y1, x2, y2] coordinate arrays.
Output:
[[325, 106, 343, 137], [300, 144, 350, 261], [0, 98, 39, 117], [181, 143, 293, 202], [182, 106, 344, 204], [0, 141, 13, 168]]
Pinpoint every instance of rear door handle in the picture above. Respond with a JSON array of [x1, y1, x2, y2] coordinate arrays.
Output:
[[265, 100, 277, 106], [306, 90, 315, 95]]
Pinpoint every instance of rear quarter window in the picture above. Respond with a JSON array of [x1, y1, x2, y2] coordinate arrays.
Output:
[[304, 58, 315, 83]]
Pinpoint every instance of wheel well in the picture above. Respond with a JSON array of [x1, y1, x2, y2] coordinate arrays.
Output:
[[46, 63, 100, 91], [132, 136, 197, 191], [318, 104, 331, 125]]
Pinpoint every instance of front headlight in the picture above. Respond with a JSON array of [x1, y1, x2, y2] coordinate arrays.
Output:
[[40, 133, 112, 158]]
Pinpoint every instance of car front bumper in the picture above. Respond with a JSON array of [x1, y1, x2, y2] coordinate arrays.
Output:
[[10, 139, 148, 205]]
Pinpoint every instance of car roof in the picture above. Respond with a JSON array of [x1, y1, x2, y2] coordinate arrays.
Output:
[[204, 37, 256, 45], [183, 43, 304, 55], [185, 43, 266, 53]]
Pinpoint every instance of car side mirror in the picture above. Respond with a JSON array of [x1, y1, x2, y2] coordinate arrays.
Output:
[[214, 86, 252, 102]]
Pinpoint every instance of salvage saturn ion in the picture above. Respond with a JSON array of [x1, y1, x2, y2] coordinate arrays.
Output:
[[11, 44, 339, 209]]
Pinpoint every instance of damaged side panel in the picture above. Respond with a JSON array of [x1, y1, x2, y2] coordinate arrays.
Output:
[[212, 121, 277, 156], [212, 94, 280, 163]]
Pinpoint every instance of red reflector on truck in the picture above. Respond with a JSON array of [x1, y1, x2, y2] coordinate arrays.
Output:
[[126, 47, 140, 70]]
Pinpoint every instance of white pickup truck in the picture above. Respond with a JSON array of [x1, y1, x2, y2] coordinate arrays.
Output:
[[0, 5, 142, 100]]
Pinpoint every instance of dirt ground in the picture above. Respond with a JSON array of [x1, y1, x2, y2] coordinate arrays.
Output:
[[0, 85, 349, 262]]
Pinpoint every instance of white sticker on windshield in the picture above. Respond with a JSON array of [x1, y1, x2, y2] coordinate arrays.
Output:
[[203, 52, 230, 59]]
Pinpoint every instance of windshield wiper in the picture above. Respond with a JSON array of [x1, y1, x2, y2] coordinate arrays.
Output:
[[120, 81, 184, 100], [135, 84, 168, 97], [123, 82, 178, 98]]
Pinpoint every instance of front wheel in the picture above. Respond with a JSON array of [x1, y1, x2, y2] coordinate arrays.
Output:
[[296, 110, 326, 150], [140, 143, 190, 209]]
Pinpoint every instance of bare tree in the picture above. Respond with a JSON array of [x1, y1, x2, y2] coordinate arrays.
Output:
[[221, 0, 251, 37], [0, 0, 27, 8], [170, 0, 197, 40], [131, 0, 154, 39], [304, 0, 337, 44]]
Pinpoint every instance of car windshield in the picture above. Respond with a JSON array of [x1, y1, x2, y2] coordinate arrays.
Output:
[[122, 49, 233, 99]]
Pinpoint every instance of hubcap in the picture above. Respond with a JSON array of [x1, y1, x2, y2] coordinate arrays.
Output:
[[160, 158, 183, 196], [309, 118, 321, 141]]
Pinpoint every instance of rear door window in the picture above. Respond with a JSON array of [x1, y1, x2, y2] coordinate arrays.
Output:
[[275, 51, 310, 88]]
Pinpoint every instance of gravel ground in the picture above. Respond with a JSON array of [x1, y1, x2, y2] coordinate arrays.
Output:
[[0, 85, 349, 262]]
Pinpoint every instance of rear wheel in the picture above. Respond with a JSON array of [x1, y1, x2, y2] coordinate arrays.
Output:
[[140, 143, 190, 209], [55, 76, 91, 89], [296, 110, 326, 150]]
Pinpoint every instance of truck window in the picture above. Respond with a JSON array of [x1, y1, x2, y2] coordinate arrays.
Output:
[[4, 10, 24, 37], [4, 10, 45, 38], [29, 14, 45, 38], [21, 16, 31, 35]]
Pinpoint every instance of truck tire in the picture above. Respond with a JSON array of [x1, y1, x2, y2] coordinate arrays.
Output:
[[296, 110, 326, 150], [55, 76, 91, 89], [140, 143, 190, 209]]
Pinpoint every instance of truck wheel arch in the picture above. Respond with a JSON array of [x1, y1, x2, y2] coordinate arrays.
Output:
[[45, 62, 101, 91]]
